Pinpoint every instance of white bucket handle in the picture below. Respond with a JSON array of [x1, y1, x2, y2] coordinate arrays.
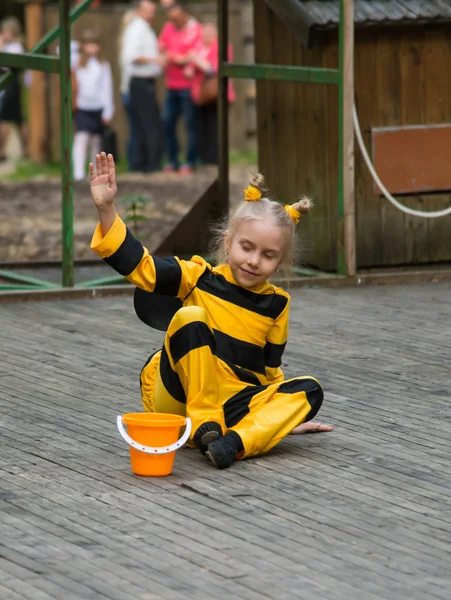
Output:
[[116, 415, 192, 455]]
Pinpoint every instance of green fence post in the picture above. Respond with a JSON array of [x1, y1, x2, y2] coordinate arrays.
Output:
[[337, 0, 345, 275], [59, 0, 74, 287]]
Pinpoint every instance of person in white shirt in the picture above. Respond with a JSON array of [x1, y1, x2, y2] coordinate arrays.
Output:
[[0, 17, 28, 161], [121, 0, 163, 172], [72, 30, 114, 181], [118, 9, 137, 170]]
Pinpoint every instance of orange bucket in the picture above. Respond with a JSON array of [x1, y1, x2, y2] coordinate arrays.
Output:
[[116, 413, 192, 476]]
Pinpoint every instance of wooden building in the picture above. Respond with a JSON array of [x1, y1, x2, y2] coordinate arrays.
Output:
[[254, 0, 451, 271]]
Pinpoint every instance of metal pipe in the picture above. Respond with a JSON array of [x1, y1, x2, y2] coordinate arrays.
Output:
[[217, 0, 230, 213], [58, 0, 74, 287]]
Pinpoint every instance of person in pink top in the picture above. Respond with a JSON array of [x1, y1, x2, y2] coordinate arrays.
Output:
[[159, 2, 202, 174], [188, 20, 235, 166]]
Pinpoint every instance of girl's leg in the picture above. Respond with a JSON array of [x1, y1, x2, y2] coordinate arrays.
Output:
[[142, 306, 226, 450], [206, 376, 324, 468], [73, 131, 89, 181]]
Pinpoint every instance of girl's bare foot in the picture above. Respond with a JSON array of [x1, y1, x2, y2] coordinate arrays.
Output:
[[290, 422, 334, 435]]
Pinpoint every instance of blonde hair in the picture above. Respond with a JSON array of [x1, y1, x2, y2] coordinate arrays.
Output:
[[211, 173, 312, 276], [78, 29, 103, 68], [1, 17, 22, 40]]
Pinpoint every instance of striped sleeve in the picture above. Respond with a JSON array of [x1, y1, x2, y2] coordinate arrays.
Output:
[[90, 215, 208, 296], [264, 293, 290, 384]]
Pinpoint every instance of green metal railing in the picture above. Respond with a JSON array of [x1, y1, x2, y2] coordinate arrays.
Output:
[[218, 0, 349, 276], [0, 0, 96, 292], [0, 0, 350, 294]]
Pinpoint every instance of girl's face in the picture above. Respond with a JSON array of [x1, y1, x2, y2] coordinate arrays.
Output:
[[83, 42, 100, 57], [202, 24, 217, 46], [2, 29, 14, 44], [225, 220, 286, 289]]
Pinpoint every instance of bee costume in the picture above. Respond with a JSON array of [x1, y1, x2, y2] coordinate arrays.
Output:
[[91, 186, 324, 465]]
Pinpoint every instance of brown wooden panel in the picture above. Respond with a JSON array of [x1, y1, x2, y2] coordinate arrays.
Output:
[[372, 124, 451, 195]]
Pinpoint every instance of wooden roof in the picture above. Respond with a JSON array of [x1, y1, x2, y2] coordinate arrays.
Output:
[[298, 0, 451, 28]]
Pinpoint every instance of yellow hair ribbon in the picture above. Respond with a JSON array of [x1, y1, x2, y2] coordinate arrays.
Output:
[[244, 185, 262, 201], [284, 204, 301, 225]]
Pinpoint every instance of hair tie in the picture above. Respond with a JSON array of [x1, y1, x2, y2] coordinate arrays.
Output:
[[244, 185, 262, 201], [284, 204, 301, 225]]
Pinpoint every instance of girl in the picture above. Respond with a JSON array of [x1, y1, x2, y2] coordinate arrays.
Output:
[[188, 19, 235, 165], [0, 17, 28, 161], [90, 153, 332, 469], [72, 30, 114, 181]]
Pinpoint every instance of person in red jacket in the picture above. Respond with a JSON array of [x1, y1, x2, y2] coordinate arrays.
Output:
[[159, 2, 202, 174]]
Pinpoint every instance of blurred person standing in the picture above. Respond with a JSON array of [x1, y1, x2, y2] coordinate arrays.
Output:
[[118, 8, 138, 170], [0, 17, 28, 161], [121, 0, 163, 173], [159, 2, 201, 174], [72, 30, 114, 181], [189, 19, 235, 166]]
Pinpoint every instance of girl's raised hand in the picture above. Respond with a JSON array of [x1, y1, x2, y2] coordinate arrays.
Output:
[[89, 152, 117, 208]]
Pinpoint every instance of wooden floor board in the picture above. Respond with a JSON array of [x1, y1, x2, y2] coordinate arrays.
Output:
[[1, 282, 451, 599]]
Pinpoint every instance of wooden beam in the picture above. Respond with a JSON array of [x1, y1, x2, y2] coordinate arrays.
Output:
[[343, 0, 356, 276], [153, 179, 221, 257], [265, 0, 314, 46], [217, 0, 230, 213], [337, 0, 355, 276]]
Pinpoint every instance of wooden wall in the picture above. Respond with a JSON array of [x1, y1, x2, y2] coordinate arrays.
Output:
[[44, 1, 252, 160], [254, 3, 451, 270]]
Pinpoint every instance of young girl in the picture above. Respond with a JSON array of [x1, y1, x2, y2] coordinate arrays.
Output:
[[72, 30, 114, 181], [90, 152, 332, 469], [0, 17, 28, 161]]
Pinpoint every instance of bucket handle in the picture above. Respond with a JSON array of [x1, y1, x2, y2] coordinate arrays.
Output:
[[116, 416, 192, 455]]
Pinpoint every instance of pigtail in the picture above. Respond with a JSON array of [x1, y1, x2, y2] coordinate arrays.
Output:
[[292, 195, 313, 215], [284, 195, 313, 224], [244, 173, 267, 201]]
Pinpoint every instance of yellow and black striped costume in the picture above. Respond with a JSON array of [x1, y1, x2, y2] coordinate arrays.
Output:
[[92, 215, 324, 458]]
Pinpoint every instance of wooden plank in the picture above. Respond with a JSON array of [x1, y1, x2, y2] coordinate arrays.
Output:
[[1, 283, 451, 598], [372, 124, 451, 195], [153, 179, 222, 257], [377, 29, 406, 266], [423, 27, 451, 263], [397, 28, 429, 266], [342, 0, 356, 276], [354, 29, 383, 268], [24, 1, 48, 163]]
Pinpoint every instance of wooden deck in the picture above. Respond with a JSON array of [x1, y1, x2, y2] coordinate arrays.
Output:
[[1, 282, 450, 600]]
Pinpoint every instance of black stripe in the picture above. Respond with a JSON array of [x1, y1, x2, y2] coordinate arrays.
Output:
[[264, 341, 286, 368], [197, 271, 288, 320], [159, 346, 186, 404], [220, 359, 262, 386], [224, 384, 268, 428], [153, 256, 182, 296], [214, 329, 266, 375], [169, 321, 216, 365], [278, 378, 324, 422], [103, 228, 144, 276]]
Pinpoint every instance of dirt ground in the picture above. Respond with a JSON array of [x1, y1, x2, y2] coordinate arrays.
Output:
[[0, 165, 254, 262]]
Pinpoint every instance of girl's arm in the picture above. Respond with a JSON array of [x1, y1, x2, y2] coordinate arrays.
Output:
[[89, 153, 208, 297], [89, 152, 118, 235]]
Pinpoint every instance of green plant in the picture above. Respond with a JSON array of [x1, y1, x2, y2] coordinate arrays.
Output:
[[118, 195, 152, 236]]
